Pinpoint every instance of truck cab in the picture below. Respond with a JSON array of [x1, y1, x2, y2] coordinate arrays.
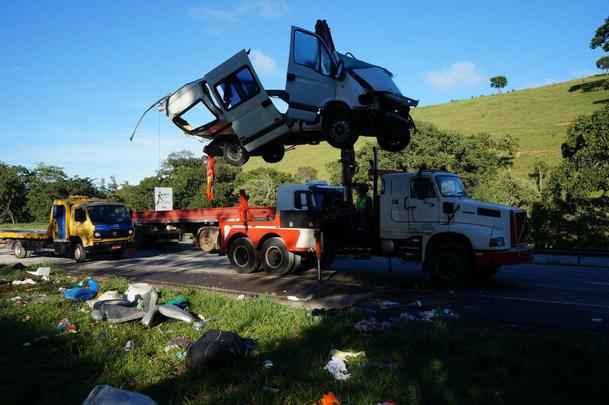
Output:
[[379, 171, 529, 281]]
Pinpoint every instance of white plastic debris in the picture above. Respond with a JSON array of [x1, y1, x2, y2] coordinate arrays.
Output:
[[125, 283, 153, 302], [83, 385, 157, 405], [236, 294, 246, 300], [263, 360, 274, 369], [124, 340, 134, 352], [12, 278, 37, 286], [27, 267, 51, 281], [323, 349, 366, 381], [86, 290, 124, 308], [286, 294, 313, 302]]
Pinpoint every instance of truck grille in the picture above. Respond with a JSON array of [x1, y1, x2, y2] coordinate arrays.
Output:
[[98, 229, 130, 239], [510, 211, 527, 246]]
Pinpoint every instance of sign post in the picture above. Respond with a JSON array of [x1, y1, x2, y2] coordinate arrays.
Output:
[[154, 187, 173, 211]]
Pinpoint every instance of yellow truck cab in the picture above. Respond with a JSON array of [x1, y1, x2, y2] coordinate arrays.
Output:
[[0, 196, 134, 262]]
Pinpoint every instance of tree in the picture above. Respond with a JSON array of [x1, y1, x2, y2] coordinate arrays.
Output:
[[0, 163, 30, 224], [490, 76, 508, 93], [528, 160, 550, 193], [590, 16, 609, 52], [597, 55, 609, 73], [234, 168, 294, 206], [295, 166, 318, 183]]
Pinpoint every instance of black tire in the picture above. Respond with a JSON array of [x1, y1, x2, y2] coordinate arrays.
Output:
[[223, 141, 249, 166], [262, 143, 285, 164], [324, 107, 358, 148], [197, 227, 219, 253], [14, 241, 28, 259], [260, 237, 295, 275], [424, 239, 473, 284], [112, 249, 125, 260], [474, 265, 500, 281], [228, 237, 260, 274], [377, 115, 411, 152], [74, 243, 87, 263]]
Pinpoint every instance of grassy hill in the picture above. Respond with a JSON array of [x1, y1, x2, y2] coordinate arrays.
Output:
[[245, 74, 609, 179]]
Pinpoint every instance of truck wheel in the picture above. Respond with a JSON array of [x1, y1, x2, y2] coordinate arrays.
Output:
[[324, 107, 358, 148], [74, 243, 87, 263], [14, 241, 28, 259], [262, 143, 285, 164], [112, 249, 125, 260], [197, 227, 219, 253], [228, 237, 260, 274], [223, 141, 249, 166], [260, 237, 295, 275], [425, 240, 472, 284]]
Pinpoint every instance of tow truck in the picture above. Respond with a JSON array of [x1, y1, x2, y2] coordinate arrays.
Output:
[[133, 156, 530, 282], [0, 196, 134, 262]]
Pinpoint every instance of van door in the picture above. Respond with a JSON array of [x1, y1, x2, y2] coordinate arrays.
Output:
[[285, 27, 337, 122], [204, 50, 289, 152]]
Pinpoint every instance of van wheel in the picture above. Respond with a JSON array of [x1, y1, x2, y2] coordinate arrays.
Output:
[[228, 237, 260, 274], [74, 243, 87, 263], [377, 115, 411, 152], [262, 143, 285, 163], [223, 141, 249, 166], [424, 239, 472, 284], [260, 237, 295, 275], [14, 241, 28, 259], [324, 107, 358, 148]]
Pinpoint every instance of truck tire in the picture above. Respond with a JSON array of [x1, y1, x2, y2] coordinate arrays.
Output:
[[324, 107, 358, 148], [112, 249, 125, 260], [228, 237, 260, 274], [197, 227, 219, 253], [424, 239, 472, 284], [74, 243, 87, 263], [260, 237, 295, 275], [14, 241, 28, 259]]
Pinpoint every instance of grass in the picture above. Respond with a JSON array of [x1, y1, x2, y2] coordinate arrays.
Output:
[[244, 74, 609, 180], [2, 265, 609, 404], [0, 223, 48, 230]]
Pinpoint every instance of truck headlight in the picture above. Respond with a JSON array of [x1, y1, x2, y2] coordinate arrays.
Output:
[[489, 237, 505, 247], [94, 232, 101, 238], [128, 229, 133, 235]]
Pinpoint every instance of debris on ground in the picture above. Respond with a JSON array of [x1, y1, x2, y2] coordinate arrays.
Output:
[[86, 290, 124, 308], [375, 401, 397, 405], [165, 295, 189, 309], [262, 359, 274, 369], [124, 340, 134, 352], [26, 267, 51, 281], [83, 384, 157, 405], [56, 318, 77, 334], [23, 342, 31, 347], [12, 278, 37, 286], [262, 385, 280, 393], [399, 308, 458, 322], [33, 336, 49, 343], [164, 336, 192, 353], [125, 282, 153, 302], [158, 303, 205, 329], [12, 263, 26, 270], [354, 318, 392, 334], [319, 392, 341, 405], [22, 315, 31, 322], [324, 349, 365, 381], [380, 300, 399, 309], [236, 294, 246, 300], [286, 294, 313, 302], [186, 330, 255, 370], [63, 278, 98, 301]]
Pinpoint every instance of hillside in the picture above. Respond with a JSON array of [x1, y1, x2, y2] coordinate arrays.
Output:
[[245, 74, 609, 179]]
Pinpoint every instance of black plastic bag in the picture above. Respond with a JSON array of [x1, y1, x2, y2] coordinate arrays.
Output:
[[186, 330, 255, 369]]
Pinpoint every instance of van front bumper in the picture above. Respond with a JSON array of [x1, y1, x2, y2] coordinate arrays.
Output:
[[474, 247, 532, 267]]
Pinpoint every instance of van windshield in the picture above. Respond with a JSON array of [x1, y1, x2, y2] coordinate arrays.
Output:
[[87, 205, 131, 224], [435, 176, 466, 198]]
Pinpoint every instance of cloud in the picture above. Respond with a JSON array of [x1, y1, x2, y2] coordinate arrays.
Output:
[[424, 62, 483, 90], [250, 49, 279, 76], [189, 0, 287, 22]]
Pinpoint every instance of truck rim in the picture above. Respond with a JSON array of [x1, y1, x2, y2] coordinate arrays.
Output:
[[265, 246, 283, 270], [233, 245, 250, 268]]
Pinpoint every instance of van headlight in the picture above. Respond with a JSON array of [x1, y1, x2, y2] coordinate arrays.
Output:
[[489, 237, 505, 247], [128, 229, 133, 235], [94, 232, 101, 238]]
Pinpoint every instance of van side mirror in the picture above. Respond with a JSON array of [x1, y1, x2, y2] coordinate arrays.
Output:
[[333, 60, 344, 79], [443, 202, 456, 214]]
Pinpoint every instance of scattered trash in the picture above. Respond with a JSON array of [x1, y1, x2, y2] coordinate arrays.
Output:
[[58, 287, 66, 293], [399, 308, 459, 322], [319, 392, 341, 405], [124, 340, 134, 352], [286, 294, 313, 302], [166, 295, 189, 309], [380, 300, 399, 309], [56, 318, 77, 334], [64, 278, 98, 301], [324, 349, 364, 381], [12, 263, 26, 270], [83, 385, 157, 405], [262, 385, 280, 393], [22, 315, 31, 322], [592, 318, 603, 322], [158, 304, 198, 324], [262, 360, 274, 369], [12, 278, 37, 286], [33, 336, 49, 343], [27, 267, 51, 281], [186, 330, 255, 370], [10, 296, 27, 306], [23, 342, 31, 347], [86, 290, 124, 308], [376, 401, 397, 405], [175, 351, 186, 361], [354, 318, 392, 334], [236, 294, 245, 300], [164, 336, 192, 353], [125, 283, 153, 302], [10, 296, 24, 301]]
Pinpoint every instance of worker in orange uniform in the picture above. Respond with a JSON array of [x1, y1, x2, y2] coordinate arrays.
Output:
[[239, 189, 249, 230]]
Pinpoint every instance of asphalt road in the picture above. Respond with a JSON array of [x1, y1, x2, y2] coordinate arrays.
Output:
[[2, 242, 609, 331]]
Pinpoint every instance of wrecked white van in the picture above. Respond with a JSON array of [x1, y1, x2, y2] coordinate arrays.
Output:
[[134, 20, 418, 166]]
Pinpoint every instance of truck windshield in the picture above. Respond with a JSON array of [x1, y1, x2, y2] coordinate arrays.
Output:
[[435, 176, 466, 198], [310, 189, 344, 210], [87, 205, 131, 224]]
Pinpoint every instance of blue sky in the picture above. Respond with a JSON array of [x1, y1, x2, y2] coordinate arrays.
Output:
[[0, 1, 606, 184]]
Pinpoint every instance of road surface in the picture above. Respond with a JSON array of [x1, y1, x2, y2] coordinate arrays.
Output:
[[1, 242, 608, 331]]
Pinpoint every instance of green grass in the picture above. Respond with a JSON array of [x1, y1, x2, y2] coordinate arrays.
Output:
[[245, 74, 609, 179], [2, 266, 609, 404], [0, 222, 48, 230]]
